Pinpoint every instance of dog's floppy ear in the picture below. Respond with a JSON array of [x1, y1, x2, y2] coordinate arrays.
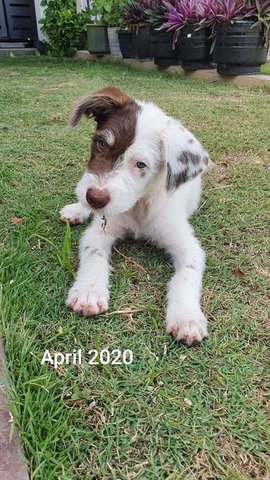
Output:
[[162, 122, 212, 190], [69, 86, 131, 127]]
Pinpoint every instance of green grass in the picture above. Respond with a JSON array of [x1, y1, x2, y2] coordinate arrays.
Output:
[[0, 56, 270, 480]]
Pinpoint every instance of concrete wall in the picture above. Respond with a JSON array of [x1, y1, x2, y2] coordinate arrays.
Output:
[[34, 0, 46, 40]]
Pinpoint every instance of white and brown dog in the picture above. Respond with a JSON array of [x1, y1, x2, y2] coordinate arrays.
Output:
[[60, 86, 212, 345]]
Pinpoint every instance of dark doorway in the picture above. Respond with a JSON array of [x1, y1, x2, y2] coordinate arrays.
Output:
[[0, 0, 38, 42]]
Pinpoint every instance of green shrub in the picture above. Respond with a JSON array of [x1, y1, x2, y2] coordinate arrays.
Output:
[[40, 0, 91, 57], [92, 0, 128, 27]]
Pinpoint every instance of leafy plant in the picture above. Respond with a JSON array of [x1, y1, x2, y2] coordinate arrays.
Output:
[[251, 0, 270, 33], [40, 0, 91, 57], [161, 0, 216, 32], [201, 0, 270, 43], [123, 0, 155, 25], [202, 0, 254, 27], [158, 0, 270, 44], [145, 0, 168, 28], [91, 0, 128, 27]]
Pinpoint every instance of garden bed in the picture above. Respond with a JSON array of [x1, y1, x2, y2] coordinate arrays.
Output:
[[76, 50, 270, 87]]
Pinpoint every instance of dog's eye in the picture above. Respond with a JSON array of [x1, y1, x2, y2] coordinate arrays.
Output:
[[97, 139, 107, 151], [136, 161, 147, 169]]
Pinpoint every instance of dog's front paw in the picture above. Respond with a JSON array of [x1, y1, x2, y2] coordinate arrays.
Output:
[[67, 284, 109, 316], [60, 203, 90, 225], [166, 307, 208, 346]]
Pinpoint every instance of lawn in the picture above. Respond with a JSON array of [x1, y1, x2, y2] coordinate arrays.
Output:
[[0, 57, 269, 480]]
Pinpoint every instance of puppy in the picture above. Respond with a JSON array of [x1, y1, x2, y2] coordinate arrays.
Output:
[[60, 86, 211, 345]]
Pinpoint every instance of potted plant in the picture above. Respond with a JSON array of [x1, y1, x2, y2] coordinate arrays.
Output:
[[77, 10, 92, 50], [123, 0, 153, 60], [147, 1, 182, 65], [107, 1, 128, 56], [160, 0, 216, 70], [206, 0, 270, 75], [85, 1, 110, 55], [117, 28, 136, 58], [91, 0, 127, 56], [40, 0, 90, 57]]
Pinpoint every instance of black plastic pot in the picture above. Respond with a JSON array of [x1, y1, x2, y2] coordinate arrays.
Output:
[[214, 20, 268, 75], [151, 28, 181, 66], [86, 24, 110, 55], [177, 25, 215, 70], [133, 25, 152, 60], [77, 31, 87, 50], [117, 30, 136, 58]]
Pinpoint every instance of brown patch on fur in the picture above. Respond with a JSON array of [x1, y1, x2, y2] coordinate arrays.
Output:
[[88, 98, 141, 174], [69, 86, 141, 175], [69, 86, 132, 127], [188, 138, 194, 144]]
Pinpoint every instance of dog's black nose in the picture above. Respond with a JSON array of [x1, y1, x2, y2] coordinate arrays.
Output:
[[86, 187, 110, 209]]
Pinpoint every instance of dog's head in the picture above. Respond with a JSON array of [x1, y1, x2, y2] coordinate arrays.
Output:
[[70, 86, 211, 217]]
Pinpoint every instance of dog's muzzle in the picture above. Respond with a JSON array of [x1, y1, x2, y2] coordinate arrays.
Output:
[[86, 187, 110, 209]]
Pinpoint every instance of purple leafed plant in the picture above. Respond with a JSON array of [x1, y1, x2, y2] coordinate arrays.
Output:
[[200, 0, 270, 45], [250, 0, 270, 43], [123, 0, 155, 25], [209, 0, 255, 22], [144, 0, 168, 28], [123, 0, 270, 43], [251, 0, 270, 19], [124, 0, 270, 28], [198, 0, 270, 40], [161, 0, 210, 31]]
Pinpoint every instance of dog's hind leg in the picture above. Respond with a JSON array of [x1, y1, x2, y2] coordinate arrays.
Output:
[[60, 202, 91, 225]]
